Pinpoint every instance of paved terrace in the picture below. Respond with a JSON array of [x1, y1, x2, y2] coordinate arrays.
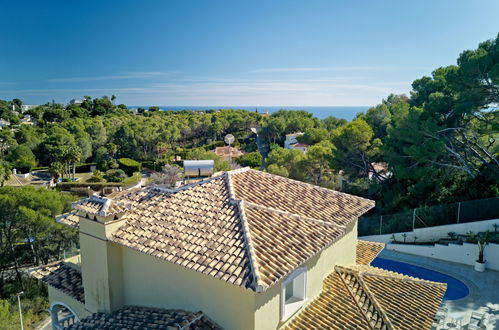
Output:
[[380, 250, 499, 330]]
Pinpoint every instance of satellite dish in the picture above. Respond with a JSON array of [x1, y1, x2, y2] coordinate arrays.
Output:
[[224, 134, 235, 145]]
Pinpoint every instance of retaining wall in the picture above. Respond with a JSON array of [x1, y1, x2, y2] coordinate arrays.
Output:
[[384, 241, 499, 271], [361, 218, 499, 243]]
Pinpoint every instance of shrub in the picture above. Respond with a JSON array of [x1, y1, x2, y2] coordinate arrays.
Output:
[[97, 159, 118, 172], [118, 158, 142, 176], [87, 170, 104, 183], [105, 169, 127, 182], [236, 152, 262, 168], [267, 164, 289, 177]]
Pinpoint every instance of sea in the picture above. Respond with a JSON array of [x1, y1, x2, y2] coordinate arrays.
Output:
[[128, 106, 370, 121]]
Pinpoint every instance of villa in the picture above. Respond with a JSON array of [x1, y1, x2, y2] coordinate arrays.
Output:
[[214, 146, 244, 162], [31, 168, 446, 329], [0, 119, 10, 129], [284, 133, 309, 152]]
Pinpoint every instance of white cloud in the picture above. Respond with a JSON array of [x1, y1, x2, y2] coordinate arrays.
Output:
[[251, 66, 430, 73], [47, 72, 167, 83], [1, 77, 411, 106]]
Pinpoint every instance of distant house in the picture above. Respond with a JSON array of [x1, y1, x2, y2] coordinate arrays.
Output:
[[214, 146, 243, 161], [69, 99, 83, 105], [21, 104, 38, 112], [20, 115, 35, 126], [31, 168, 445, 330], [0, 120, 10, 129], [369, 162, 392, 180], [284, 133, 309, 152]]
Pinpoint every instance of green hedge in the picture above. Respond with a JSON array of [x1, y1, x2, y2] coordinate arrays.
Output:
[[32, 166, 49, 171], [118, 158, 142, 176], [75, 163, 97, 173]]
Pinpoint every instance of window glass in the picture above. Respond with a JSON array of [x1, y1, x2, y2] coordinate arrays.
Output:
[[285, 281, 294, 301]]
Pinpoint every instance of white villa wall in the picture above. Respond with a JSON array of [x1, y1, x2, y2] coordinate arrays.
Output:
[[385, 242, 499, 271], [361, 218, 499, 243]]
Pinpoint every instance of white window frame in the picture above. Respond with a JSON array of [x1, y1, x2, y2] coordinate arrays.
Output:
[[280, 267, 307, 321]]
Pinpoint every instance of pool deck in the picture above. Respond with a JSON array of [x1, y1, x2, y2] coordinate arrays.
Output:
[[379, 250, 499, 330]]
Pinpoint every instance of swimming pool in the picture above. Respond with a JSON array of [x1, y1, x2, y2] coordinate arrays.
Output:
[[371, 257, 469, 300]]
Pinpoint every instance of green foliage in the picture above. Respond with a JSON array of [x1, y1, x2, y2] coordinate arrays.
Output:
[[87, 170, 104, 182], [49, 162, 63, 181], [297, 128, 328, 145], [0, 186, 77, 291], [267, 163, 289, 177], [322, 116, 347, 131], [266, 147, 305, 180], [330, 119, 382, 186], [105, 169, 127, 182], [260, 110, 320, 145], [7, 145, 37, 173], [0, 161, 11, 187], [98, 159, 118, 172], [118, 158, 142, 176], [300, 141, 335, 186], [236, 152, 262, 168]]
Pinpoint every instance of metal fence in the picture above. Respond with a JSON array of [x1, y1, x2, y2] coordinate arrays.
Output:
[[358, 197, 499, 236]]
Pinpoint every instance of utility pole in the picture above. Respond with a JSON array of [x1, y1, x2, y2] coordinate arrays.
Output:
[[17, 291, 24, 330]]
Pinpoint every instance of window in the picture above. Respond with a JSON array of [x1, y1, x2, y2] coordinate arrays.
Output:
[[281, 267, 307, 320]]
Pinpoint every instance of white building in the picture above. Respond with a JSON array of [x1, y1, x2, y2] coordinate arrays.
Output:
[[21, 104, 38, 112], [284, 133, 309, 152], [0, 120, 10, 129], [69, 99, 83, 105]]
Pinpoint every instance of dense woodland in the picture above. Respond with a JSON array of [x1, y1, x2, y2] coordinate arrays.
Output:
[[0, 35, 497, 328]]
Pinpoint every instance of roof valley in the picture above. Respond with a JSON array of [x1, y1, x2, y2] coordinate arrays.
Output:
[[336, 266, 393, 330]]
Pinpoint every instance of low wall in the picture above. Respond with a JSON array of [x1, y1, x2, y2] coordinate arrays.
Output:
[[361, 218, 499, 243], [385, 242, 499, 271]]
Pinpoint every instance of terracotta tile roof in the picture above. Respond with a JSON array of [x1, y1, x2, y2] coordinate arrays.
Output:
[[286, 265, 446, 330], [244, 204, 344, 288], [230, 169, 374, 227], [110, 177, 255, 289], [291, 143, 309, 148], [61, 168, 374, 292], [29, 262, 84, 303], [73, 195, 132, 217], [56, 210, 80, 228], [214, 146, 243, 158], [356, 240, 385, 265], [67, 306, 220, 330]]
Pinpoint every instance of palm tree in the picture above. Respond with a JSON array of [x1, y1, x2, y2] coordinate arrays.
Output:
[[60, 145, 82, 180], [49, 162, 64, 181]]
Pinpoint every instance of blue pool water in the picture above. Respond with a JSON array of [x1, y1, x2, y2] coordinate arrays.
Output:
[[371, 257, 469, 300]]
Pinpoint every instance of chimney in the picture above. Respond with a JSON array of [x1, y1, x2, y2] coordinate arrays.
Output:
[[75, 197, 130, 314]]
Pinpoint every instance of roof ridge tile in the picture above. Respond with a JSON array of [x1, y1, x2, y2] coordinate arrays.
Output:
[[226, 171, 264, 292]]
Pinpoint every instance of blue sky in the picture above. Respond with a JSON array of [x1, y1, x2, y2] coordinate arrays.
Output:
[[1, 0, 498, 106]]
